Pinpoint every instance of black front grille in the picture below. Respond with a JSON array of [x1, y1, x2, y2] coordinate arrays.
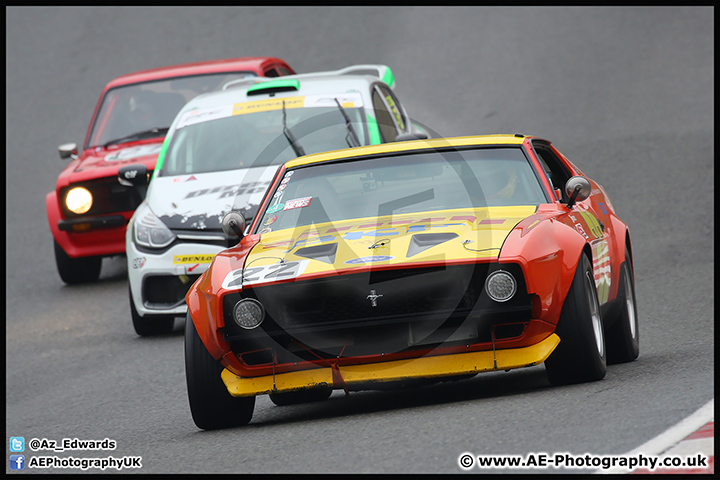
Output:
[[61, 175, 148, 217], [143, 274, 200, 308], [223, 263, 532, 361], [172, 229, 235, 249]]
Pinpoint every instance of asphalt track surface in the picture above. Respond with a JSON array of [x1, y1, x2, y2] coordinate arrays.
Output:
[[5, 6, 714, 474]]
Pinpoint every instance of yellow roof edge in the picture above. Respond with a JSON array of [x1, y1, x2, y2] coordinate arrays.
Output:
[[286, 134, 529, 169]]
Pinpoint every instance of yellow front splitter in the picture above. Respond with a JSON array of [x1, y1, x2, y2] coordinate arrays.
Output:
[[221, 334, 559, 397]]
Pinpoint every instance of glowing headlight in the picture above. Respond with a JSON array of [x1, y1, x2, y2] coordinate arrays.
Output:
[[485, 270, 517, 302], [132, 204, 176, 249], [65, 187, 93, 214], [233, 298, 265, 329]]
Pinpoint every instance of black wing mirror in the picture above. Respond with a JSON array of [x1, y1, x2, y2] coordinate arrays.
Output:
[[222, 212, 247, 241], [565, 176, 591, 209], [118, 164, 150, 199]]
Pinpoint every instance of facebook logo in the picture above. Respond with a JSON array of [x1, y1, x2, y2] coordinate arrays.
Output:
[[9, 437, 25, 452], [9, 455, 25, 470]]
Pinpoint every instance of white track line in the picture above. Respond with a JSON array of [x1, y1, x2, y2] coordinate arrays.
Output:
[[597, 398, 714, 474]]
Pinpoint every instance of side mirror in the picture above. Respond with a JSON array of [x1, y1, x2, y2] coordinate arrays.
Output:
[[58, 143, 78, 160], [118, 164, 150, 199], [394, 132, 429, 142], [565, 176, 592, 209], [222, 212, 247, 240]]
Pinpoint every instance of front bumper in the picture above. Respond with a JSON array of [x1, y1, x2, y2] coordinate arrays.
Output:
[[127, 240, 224, 317], [58, 215, 126, 232], [47, 191, 130, 258], [221, 333, 559, 397]]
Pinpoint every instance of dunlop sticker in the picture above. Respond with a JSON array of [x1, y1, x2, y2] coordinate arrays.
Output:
[[233, 96, 305, 115], [173, 254, 216, 265]]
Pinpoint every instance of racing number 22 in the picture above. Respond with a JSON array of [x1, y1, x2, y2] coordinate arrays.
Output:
[[223, 260, 310, 289]]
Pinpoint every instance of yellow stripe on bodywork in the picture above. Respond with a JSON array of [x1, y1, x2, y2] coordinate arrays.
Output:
[[221, 334, 559, 397]]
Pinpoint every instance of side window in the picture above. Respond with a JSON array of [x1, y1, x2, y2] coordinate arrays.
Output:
[[264, 68, 280, 78], [376, 84, 407, 133], [532, 142, 572, 202], [277, 66, 294, 76], [371, 87, 398, 143]]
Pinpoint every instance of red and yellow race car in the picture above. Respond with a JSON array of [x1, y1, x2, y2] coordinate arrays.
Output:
[[46, 57, 294, 284], [184, 134, 639, 429]]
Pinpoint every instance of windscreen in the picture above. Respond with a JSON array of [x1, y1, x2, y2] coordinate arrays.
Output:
[[160, 105, 367, 176], [87, 72, 257, 148], [256, 147, 548, 233]]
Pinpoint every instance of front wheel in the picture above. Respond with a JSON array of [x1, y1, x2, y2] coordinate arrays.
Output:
[[185, 312, 255, 430], [54, 240, 101, 284], [605, 251, 639, 364], [129, 286, 174, 336], [545, 253, 607, 385]]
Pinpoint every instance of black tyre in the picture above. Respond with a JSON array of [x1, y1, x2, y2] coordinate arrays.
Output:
[[269, 387, 333, 406], [545, 253, 607, 385], [129, 286, 174, 336], [185, 312, 255, 430], [54, 240, 101, 284], [605, 251, 639, 364]]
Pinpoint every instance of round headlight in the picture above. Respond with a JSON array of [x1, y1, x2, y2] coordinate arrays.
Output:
[[485, 270, 517, 302], [65, 187, 93, 214], [233, 298, 265, 329]]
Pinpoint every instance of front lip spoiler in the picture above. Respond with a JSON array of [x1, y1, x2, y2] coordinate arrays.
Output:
[[58, 215, 126, 232], [220, 333, 559, 397]]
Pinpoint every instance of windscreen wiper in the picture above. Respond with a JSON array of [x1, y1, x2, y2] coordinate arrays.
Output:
[[282, 101, 306, 157], [334, 98, 361, 148], [101, 127, 169, 148]]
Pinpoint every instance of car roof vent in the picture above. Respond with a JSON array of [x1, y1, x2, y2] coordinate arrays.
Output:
[[246, 78, 301, 96]]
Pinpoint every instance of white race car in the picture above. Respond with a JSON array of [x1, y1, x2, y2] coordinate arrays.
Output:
[[121, 64, 427, 335]]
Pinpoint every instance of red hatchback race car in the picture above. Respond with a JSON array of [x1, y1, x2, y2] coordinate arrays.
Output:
[[46, 57, 295, 284]]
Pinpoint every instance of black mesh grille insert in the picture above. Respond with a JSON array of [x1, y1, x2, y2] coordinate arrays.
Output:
[[143, 274, 200, 308], [223, 263, 532, 361]]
